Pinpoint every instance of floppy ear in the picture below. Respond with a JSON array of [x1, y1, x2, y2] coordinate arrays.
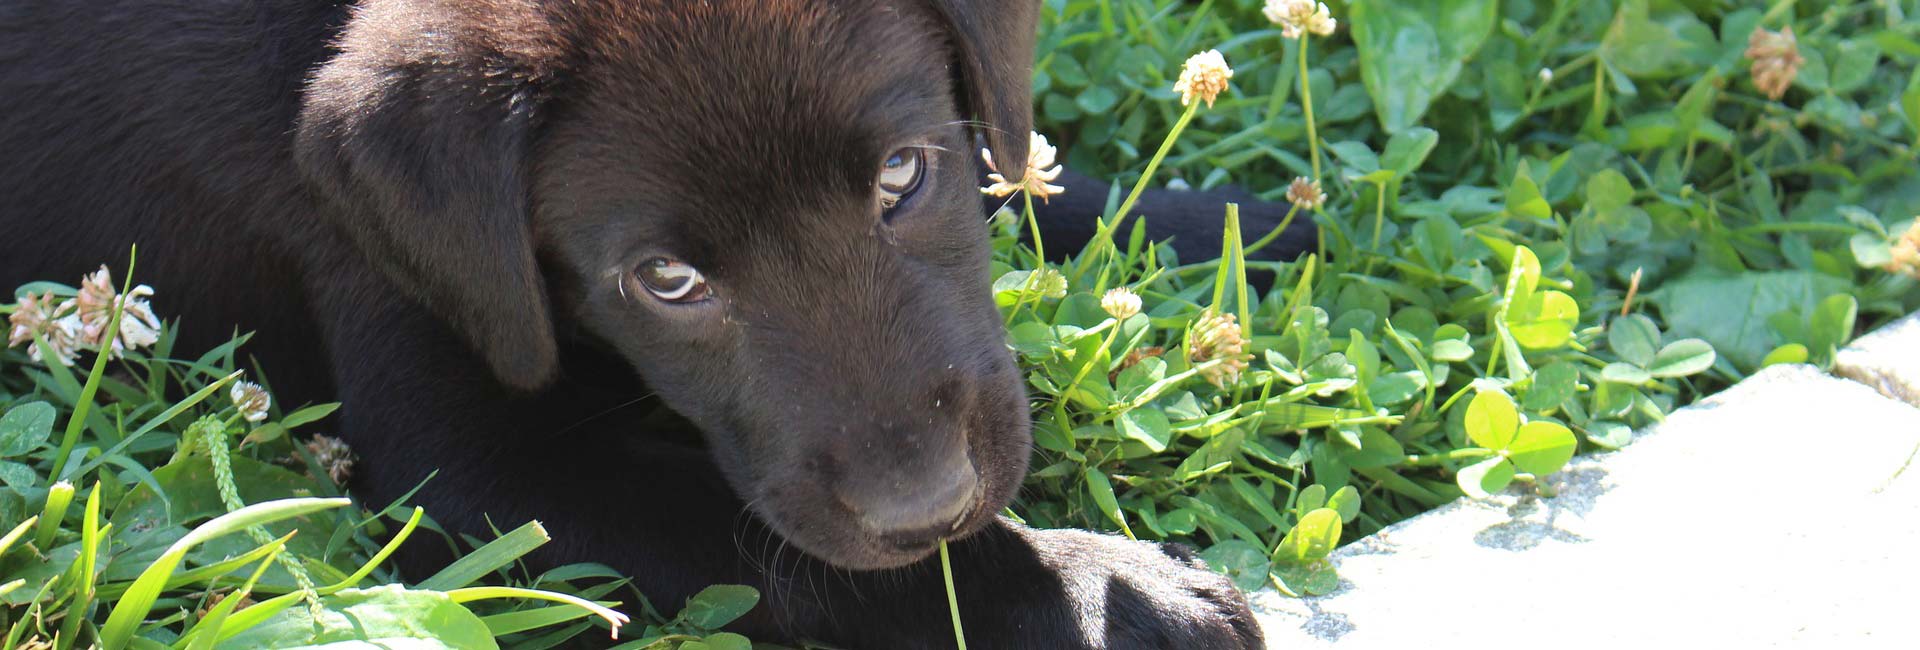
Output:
[[295, 0, 566, 390], [925, 0, 1038, 180]]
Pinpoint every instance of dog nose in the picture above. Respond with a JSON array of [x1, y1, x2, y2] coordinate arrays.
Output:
[[838, 454, 979, 548]]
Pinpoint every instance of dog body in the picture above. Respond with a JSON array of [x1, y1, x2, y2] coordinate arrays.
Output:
[[1, 1, 1294, 646]]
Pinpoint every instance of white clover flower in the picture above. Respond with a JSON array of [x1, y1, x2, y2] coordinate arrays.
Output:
[[1173, 50, 1234, 108], [1188, 309, 1251, 388], [230, 380, 272, 423], [69, 266, 162, 358], [981, 131, 1066, 202], [7, 291, 81, 366], [1101, 287, 1142, 321], [1286, 176, 1326, 210], [1745, 26, 1803, 101], [1264, 0, 1336, 39]]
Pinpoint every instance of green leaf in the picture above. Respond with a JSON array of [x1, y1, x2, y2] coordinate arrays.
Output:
[[1273, 562, 1340, 597], [1276, 508, 1343, 565], [1647, 339, 1716, 378], [1506, 290, 1579, 349], [704, 633, 753, 650], [280, 403, 341, 430], [1600, 0, 1715, 80], [1326, 486, 1361, 523], [1607, 314, 1661, 367], [1295, 484, 1328, 513], [1198, 540, 1271, 593], [0, 402, 56, 456], [1902, 65, 1920, 138], [1464, 389, 1519, 450], [1075, 86, 1120, 115], [1600, 362, 1651, 385], [1523, 362, 1579, 411], [682, 585, 761, 630], [1761, 343, 1810, 367], [1117, 408, 1172, 453], [1585, 169, 1633, 213], [216, 586, 497, 650], [1504, 169, 1552, 220], [1585, 420, 1634, 450], [1381, 127, 1440, 176], [1507, 421, 1577, 476], [1084, 468, 1132, 536], [1808, 294, 1858, 360], [1349, 0, 1499, 133], [1851, 233, 1893, 268], [1652, 270, 1848, 370], [1829, 39, 1881, 94], [1457, 456, 1514, 499]]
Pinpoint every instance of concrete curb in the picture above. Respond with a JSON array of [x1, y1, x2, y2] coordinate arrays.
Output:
[[1835, 311, 1920, 408], [1251, 360, 1920, 647]]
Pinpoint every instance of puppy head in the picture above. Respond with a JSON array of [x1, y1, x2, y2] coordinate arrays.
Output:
[[297, 0, 1037, 570]]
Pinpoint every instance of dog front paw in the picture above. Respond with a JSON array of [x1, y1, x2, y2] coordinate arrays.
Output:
[[1022, 526, 1264, 650]]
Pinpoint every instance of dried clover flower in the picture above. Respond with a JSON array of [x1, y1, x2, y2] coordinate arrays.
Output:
[[7, 291, 80, 366], [230, 380, 272, 423], [306, 434, 357, 484], [1263, 0, 1336, 39], [1173, 50, 1234, 108], [981, 131, 1066, 202], [71, 266, 162, 358], [1109, 346, 1166, 382], [1286, 176, 1326, 210], [1101, 287, 1142, 321], [1745, 26, 1803, 101], [1188, 309, 1251, 388], [1887, 220, 1920, 280]]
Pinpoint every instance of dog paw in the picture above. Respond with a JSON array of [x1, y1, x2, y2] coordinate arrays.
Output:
[[1025, 527, 1265, 650]]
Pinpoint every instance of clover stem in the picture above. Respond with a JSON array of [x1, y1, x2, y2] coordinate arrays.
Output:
[[1074, 100, 1200, 285], [1297, 35, 1321, 181]]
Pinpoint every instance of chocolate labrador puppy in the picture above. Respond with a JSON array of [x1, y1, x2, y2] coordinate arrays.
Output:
[[0, 0, 1308, 646]]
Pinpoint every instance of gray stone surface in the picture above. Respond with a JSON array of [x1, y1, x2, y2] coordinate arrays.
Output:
[[1836, 311, 1920, 407], [1251, 364, 1920, 648]]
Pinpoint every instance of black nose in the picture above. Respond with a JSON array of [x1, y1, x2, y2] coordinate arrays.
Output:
[[837, 453, 979, 549]]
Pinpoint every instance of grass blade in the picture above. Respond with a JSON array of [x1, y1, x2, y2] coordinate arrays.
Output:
[[417, 520, 549, 592], [99, 497, 350, 650]]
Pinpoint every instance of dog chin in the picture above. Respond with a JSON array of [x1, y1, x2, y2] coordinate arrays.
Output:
[[752, 490, 999, 571]]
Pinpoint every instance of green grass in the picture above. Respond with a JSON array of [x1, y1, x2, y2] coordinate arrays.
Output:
[[5, 0, 1920, 647], [1005, 0, 1920, 597]]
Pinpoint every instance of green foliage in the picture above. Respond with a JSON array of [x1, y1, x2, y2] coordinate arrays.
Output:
[[1020, 0, 1919, 595], [0, 267, 730, 649]]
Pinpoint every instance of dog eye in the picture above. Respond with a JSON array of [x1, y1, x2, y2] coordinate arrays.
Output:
[[636, 258, 710, 302], [877, 148, 924, 211]]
